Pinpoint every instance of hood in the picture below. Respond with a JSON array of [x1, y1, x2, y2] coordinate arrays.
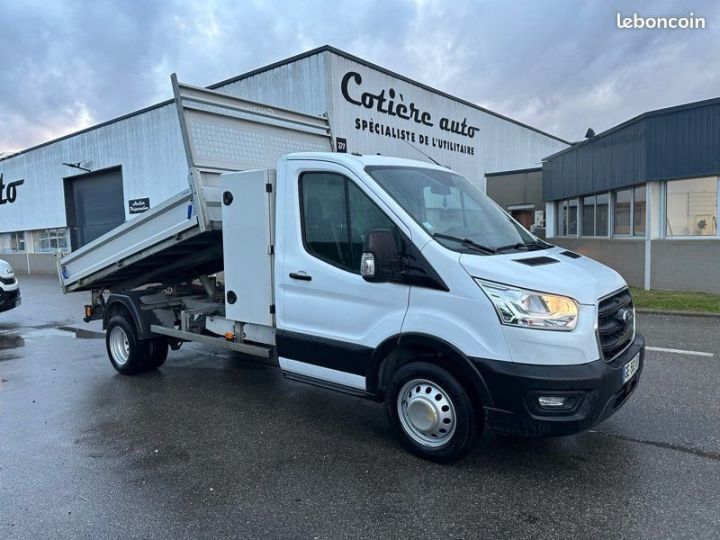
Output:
[[459, 247, 627, 305], [0, 259, 13, 276]]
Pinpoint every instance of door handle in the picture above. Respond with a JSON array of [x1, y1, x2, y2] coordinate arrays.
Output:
[[289, 272, 312, 281]]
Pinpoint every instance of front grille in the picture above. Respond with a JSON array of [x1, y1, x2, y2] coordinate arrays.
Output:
[[597, 288, 635, 362], [0, 276, 16, 285]]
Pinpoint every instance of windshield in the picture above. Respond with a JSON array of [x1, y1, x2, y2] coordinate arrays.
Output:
[[365, 165, 542, 254]]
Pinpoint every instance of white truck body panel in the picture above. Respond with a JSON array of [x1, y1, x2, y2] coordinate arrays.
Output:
[[221, 169, 275, 327]]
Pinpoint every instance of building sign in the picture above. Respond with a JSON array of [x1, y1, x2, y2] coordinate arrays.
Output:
[[0, 173, 24, 205], [128, 197, 150, 214], [340, 70, 478, 156]]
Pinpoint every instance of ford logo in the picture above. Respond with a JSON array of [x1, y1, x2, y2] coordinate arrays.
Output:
[[617, 308, 634, 324]]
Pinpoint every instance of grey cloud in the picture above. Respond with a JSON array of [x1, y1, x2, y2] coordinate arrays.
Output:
[[1, 0, 718, 151]]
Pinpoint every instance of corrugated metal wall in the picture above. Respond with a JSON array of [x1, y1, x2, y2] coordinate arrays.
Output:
[[213, 53, 328, 116], [544, 100, 720, 201], [0, 104, 187, 233]]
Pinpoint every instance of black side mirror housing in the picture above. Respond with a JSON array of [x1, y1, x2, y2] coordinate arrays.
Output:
[[361, 229, 400, 282]]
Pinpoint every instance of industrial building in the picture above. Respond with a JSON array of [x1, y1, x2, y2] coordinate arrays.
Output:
[[488, 97, 720, 294], [0, 46, 568, 274]]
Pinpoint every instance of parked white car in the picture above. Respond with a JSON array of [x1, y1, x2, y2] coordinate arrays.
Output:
[[0, 259, 21, 313]]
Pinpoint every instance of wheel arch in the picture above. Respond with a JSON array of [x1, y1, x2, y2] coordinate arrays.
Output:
[[103, 294, 153, 339], [368, 333, 494, 408]]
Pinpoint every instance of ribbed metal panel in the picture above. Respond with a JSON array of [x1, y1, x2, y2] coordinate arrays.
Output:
[[213, 53, 328, 116], [544, 100, 720, 201], [0, 104, 187, 233]]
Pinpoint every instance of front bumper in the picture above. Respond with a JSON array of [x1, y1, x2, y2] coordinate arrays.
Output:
[[0, 287, 21, 313], [471, 333, 645, 437]]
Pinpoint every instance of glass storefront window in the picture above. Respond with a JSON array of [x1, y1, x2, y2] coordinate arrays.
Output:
[[11, 232, 25, 252], [596, 193, 609, 236], [666, 177, 718, 237], [557, 200, 567, 236], [568, 199, 578, 235], [633, 186, 646, 236], [582, 196, 596, 236], [36, 228, 69, 253], [614, 189, 632, 235]]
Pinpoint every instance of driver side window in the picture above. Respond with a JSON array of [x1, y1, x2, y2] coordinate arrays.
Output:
[[300, 172, 397, 273]]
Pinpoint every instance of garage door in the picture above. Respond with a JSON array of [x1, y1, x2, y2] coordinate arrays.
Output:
[[64, 167, 125, 250]]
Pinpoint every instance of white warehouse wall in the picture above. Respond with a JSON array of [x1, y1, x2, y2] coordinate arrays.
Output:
[[214, 49, 569, 191], [325, 52, 568, 191], [0, 103, 187, 234]]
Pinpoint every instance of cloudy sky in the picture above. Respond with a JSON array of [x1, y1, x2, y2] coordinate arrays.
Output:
[[1, 0, 718, 151]]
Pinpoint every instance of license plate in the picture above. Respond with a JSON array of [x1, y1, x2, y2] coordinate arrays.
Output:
[[623, 353, 640, 383]]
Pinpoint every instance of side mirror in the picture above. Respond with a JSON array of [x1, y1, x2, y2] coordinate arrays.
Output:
[[361, 229, 400, 282]]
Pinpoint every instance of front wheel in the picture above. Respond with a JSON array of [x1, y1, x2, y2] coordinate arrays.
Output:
[[386, 361, 480, 463]]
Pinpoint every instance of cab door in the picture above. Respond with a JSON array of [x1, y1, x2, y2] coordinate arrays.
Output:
[[275, 159, 411, 390]]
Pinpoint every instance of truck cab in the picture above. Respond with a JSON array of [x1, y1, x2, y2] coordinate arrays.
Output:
[[59, 78, 644, 462], [0, 259, 20, 313], [270, 153, 644, 460]]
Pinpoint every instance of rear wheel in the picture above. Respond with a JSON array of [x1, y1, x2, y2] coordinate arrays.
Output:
[[386, 361, 479, 463], [144, 338, 168, 370], [106, 315, 146, 375]]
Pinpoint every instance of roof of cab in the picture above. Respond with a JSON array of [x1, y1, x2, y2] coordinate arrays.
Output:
[[284, 152, 452, 172]]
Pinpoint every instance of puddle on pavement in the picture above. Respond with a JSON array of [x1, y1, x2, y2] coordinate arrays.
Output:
[[0, 334, 25, 350], [0, 325, 82, 354], [0, 322, 102, 359], [0, 323, 20, 332]]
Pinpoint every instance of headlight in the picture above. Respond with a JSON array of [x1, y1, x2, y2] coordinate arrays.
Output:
[[475, 279, 578, 331]]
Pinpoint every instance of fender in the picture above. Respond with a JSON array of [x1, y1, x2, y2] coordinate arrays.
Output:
[[367, 332, 494, 407], [103, 293, 154, 339]]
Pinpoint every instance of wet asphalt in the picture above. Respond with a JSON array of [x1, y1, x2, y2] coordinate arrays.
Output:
[[1, 276, 719, 539]]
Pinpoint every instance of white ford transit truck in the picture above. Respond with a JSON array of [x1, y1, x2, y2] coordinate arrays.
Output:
[[59, 76, 644, 462]]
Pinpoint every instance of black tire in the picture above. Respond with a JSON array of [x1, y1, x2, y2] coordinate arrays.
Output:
[[386, 361, 479, 463], [144, 338, 169, 370], [105, 315, 146, 375]]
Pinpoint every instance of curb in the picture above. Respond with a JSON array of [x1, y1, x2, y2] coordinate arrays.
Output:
[[635, 308, 720, 319]]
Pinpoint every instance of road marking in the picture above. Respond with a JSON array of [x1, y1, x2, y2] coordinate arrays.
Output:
[[646, 346, 715, 358]]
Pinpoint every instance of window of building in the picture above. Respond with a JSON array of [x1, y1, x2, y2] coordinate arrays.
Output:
[[1, 231, 26, 253], [666, 177, 718, 237], [579, 193, 609, 236], [582, 196, 596, 236], [300, 172, 397, 272], [556, 199, 578, 236], [614, 189, 632, 235], [596, 193, 609, 236], [555, 199, 580, 236], [36, 228, 70, 253], [11, 231, 25, 252], [567, 199, 578, 235], [557, 200, 567, 236], [633, 186, 646, 236]]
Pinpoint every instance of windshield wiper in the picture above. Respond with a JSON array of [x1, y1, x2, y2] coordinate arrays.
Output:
[[432, 233, 496, 254], [494, 239, 551, 253]]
